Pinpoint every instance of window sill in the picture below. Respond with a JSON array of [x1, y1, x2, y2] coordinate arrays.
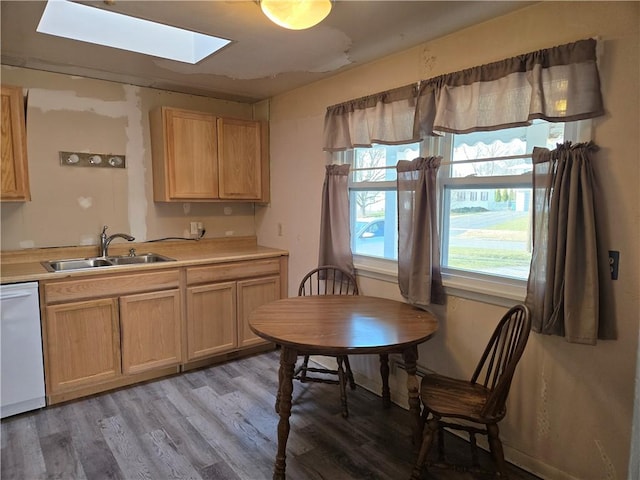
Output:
[[442, 271, 526, 308], [353, 256, 526, 308]]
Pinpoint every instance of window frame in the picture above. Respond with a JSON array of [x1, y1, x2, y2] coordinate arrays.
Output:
[[437, 129, 534, 296], [341, 120, 592, 306]]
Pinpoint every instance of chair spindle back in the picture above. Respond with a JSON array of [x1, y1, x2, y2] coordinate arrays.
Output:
[[470, 304, 531, 419], [298, 265, 359, 297]]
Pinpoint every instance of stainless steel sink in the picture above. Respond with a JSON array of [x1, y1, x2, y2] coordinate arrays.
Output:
[[42, 253, 175, 272], [106, 253, 175, 265], [43, 258, 113, 272]]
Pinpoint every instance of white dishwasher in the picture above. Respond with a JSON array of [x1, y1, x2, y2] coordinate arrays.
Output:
[[1, 281, 46, 418]]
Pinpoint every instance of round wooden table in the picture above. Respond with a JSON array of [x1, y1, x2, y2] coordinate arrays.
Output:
[[249, 295, 439, 479]]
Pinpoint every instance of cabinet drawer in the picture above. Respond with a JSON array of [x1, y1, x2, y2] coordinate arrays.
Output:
[[44, 269, 180, 304], [186, 258, 280, 285]]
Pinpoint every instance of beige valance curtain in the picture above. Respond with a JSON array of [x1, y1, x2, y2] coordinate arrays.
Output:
[[320, 38, 607, 314], [526, 142, 615, 344], [324, 38, 604, 151], [323, 84, 419, 152], [318, 164, 355, 274]]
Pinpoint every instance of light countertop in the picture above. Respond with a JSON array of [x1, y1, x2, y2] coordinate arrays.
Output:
[[1, 236, 288, 284]]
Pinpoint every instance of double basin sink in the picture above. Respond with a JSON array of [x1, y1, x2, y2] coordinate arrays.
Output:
[[42, 253, 175, 272]]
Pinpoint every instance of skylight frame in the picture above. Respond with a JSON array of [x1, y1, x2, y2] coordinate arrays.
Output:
[[37, 0, 231, 65]]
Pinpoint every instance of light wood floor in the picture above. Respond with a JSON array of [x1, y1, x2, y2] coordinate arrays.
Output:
[[1, 350, 541, 479]]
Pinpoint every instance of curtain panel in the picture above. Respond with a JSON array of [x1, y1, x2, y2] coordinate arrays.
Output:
[[397, 157, 445, 307], [525, 142, 615, 344], [318, 164, 355, 275], [323, 38, 604, 151]]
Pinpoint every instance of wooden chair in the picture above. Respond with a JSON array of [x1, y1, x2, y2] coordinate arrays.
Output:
[[410, 304, 532, 479], [294, 265, 359, 417]]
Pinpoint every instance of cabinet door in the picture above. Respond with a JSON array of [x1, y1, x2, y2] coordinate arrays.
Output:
[[237, 275, 280, 348], [120, 289, 182, 375], [1, 85, 30, 201], [186, 281, 237, 360], [217, 118, 261, 200], [164, 108, 219, 200], [45, 298, 121, 394]]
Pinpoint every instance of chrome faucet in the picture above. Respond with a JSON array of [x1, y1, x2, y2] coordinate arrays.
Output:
[[99, 225, 135, 257]]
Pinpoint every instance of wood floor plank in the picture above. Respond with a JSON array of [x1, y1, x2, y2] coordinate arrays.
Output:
[[39, 431, 88, 480], [141, 428, 203, 480], [149, 396, 223, 470], [0, 350, 542, 480], [33, 402, 69, 439], [199, 460, 243, 480], [64, 400, 124, 480], [99, 414, 157, 480], [1, 416, 47, 480], [185, 405, 274, 479]]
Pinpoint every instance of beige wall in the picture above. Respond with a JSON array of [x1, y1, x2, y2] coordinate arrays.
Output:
[[257, 2, 640, 479], [1, 1, 638, 478], [0, 67, 259, 250]]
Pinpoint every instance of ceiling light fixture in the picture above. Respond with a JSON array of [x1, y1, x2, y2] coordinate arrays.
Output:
[[260, 0, 332, 30]]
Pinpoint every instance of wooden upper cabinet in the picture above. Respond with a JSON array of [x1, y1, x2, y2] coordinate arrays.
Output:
[[150, 106, 268, 202], [150, 107, 219, 201], [1, 85, 30, 201], [217, 117, 261, 200]]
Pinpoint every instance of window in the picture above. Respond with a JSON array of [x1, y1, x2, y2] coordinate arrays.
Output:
[[37, 0, 230, 64], [347, 143, 420, 260], [439, 121, 565, 282], [344, 121, 581, 299]]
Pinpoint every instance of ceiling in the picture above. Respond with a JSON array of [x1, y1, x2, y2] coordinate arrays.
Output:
[[1, 1, 534, 103]]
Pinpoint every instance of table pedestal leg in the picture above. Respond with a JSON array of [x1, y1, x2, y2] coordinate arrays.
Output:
[[379, 354, 391, 408], [402, 345, 422, 446], [274, 347, 297, 480], [336, 356, 349, 418]]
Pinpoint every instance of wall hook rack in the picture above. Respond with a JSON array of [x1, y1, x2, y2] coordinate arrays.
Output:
[[59, 151, 126, 169]]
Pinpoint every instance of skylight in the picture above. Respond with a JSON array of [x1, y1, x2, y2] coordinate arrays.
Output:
[[37, 0, 231, 64]]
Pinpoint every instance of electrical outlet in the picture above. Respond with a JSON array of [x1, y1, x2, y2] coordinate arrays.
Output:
[[608, 250, 619, 280], [190, 222, 198, 235]]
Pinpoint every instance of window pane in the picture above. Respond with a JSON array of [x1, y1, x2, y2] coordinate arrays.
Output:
[[450, 122, 564, 178], [352, 144, 419, 183], [442, 187, 532, 279], [351, 190, 398, 260], [349, 143, 418, 260]]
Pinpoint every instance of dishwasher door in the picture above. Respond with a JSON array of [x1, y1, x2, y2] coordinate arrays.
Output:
[[1, 282, 46, 418]]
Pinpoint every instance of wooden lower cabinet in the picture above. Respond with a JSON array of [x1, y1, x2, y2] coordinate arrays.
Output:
[[42, 269, 182, 404], [237, 276, 280, 348], [45, 298, 121, 394], [120, 289, 182, 375], [186, 281, 237, 360], [185, 275, 280, 361], [185, 258, 286, 363], [41, 255, 288, 403]]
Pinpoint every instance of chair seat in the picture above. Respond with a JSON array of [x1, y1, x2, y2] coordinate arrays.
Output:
[[421, 373, 494, 423]]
